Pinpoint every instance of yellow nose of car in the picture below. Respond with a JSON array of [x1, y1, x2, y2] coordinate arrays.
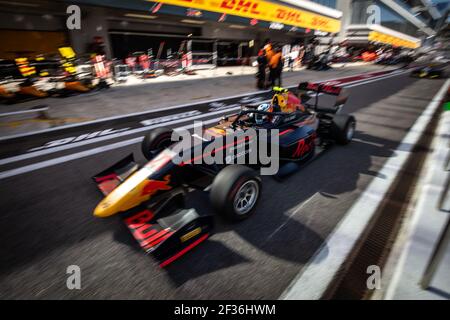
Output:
[[93, 167, 169, 218], [93, 177, 150, 218], [93, 198, 118, 218]]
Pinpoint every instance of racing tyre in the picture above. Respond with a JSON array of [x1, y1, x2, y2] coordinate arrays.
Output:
[[141, 127, 176, 160], [332, 114, 356, 145], [210, 165, 261, 222]]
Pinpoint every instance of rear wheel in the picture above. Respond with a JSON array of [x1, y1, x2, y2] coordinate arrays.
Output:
[[210, 165, 261, 222], [331, 114, 356, 145], [141, 127, 175, 160]]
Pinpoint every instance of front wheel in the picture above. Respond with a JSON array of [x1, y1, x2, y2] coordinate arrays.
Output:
[[210, 165, 262, 222], [141, 127, 175, 160]]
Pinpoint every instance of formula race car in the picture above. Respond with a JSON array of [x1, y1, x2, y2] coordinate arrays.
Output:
[[410, 64, 447, 79], [92, 83, 356, 267]]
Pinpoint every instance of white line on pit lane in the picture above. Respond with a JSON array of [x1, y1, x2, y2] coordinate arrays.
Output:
[[264, 192, 318, 244], [280, 78, 450, 300], [343, 68, 411, 87], [0, 118, 222, 180], [0, 68, 403, 142], [0, 69, 410, 168], [0, 106, 49, 117], [0, 106, 244, 166]]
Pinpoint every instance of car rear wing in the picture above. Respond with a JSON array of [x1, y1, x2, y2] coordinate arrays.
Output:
[[298, 82, 342, 96], [298, 81, 349, 113]]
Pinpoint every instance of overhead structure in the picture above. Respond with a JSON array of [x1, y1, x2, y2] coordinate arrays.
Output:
[[379, 0, 436, 36], [147, 0, 343, 33], [277, 0, 343, 19], [367, 24, 421, 48], [346, 24, 421, 49], [419, 0, 442, 20]]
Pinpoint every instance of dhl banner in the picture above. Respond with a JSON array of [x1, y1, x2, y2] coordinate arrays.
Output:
[[368, 31, 419, 49], [148, 0, 341, 33]]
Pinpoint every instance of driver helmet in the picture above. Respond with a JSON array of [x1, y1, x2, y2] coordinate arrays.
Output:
[[255, 103, 272, 125]]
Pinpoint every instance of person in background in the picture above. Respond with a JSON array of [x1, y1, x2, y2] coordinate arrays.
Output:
[[288, 48, 299, 71], [88, 36, 106, 56], [256, 47, 267, 89], [264, 41, 274, 65], [302, 43, 314, 66], [269, 46, 283, 87], [298, 45, 305, 67]]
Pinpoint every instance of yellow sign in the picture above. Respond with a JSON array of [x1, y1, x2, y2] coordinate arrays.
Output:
[[149, 0, 341, 33], [368, 31, 419, 49], [180, 227, 202, 242], [58, 47, 76, 59], [58, 47, 77, 74], [15, 58, 36, 77]]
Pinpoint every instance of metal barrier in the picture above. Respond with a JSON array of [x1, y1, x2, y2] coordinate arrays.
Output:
[[187, 39, 217, 70], [0, 105, 49, 118]]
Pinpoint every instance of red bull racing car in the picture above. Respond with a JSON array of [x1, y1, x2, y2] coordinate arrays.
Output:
[[92, 82, 356, 267]]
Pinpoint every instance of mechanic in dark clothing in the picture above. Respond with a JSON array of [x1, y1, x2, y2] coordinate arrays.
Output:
[[256, 48, 267, 89]]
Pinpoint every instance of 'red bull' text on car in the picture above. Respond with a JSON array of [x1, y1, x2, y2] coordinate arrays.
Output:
[[91, 82, 356, 267]]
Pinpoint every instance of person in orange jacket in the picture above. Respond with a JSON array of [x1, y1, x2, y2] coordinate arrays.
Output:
[[269, 47, 283, 87], [264, 42, 274, 62]]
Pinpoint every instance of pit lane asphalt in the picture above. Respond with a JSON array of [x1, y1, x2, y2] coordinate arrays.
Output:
[[0, 71, 446, 299]]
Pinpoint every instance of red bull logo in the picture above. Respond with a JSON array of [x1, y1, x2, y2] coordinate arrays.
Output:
[[141, 175, 172, 196], [293, 135, 315, 158]]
